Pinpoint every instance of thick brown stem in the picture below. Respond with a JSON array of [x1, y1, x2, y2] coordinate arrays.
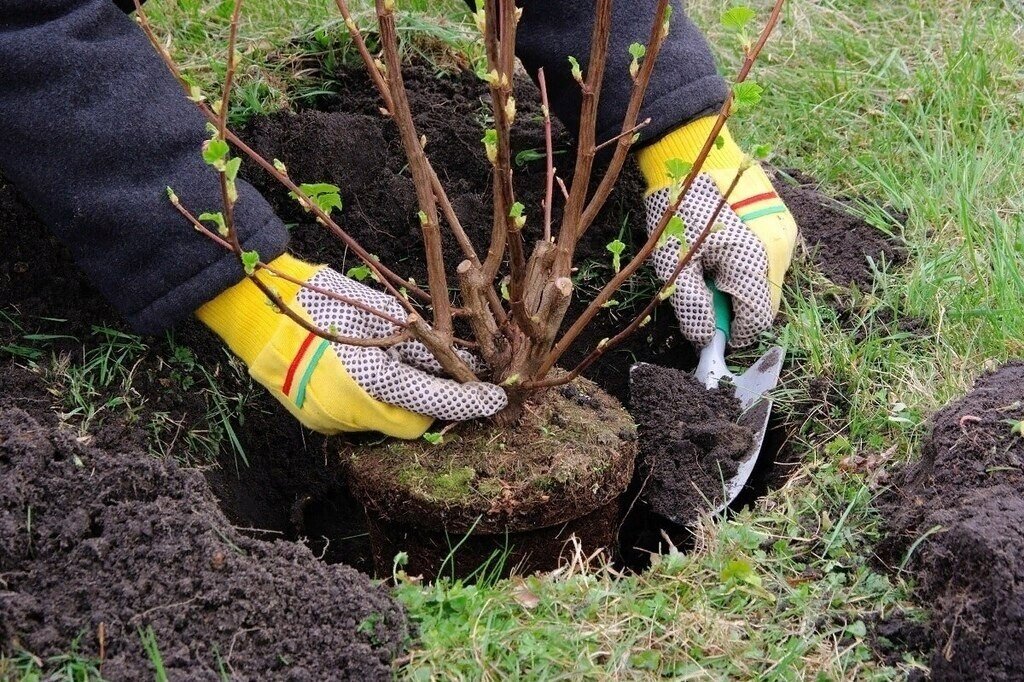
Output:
[[457, 260, 508, 368], [376, 0, 453, 339], [576, 0, 670, 236], [552, 0, 613, 275], [335, 0, 494, 298], [480, 0, 526, 312], [407, 315, 479, 383]]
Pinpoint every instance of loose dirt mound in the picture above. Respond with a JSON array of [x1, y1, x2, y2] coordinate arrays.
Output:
[[772, 169, 907, 288], [877, 362, 1024, 680], [629, 363, 753, 524], [0, 406, 407, 680]]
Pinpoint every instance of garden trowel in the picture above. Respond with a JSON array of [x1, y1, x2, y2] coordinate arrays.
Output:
[[696, 282, 784, 514], [635, 280, 784, 518]]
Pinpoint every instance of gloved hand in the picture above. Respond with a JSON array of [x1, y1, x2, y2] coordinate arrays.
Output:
[[637, 116, 799, 348], [198, 254, 507, 438]]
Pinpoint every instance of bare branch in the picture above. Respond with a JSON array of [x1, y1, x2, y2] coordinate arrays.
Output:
[[375, 0, 454, 340], [169, 196, 412, 349], [133, 1, 430, 308], [577, 0, 671, 236], [538, 68, 556, 243], [553, 0, 614, 271], [594, 117, 651, 153], [334, 0, 491, 292]]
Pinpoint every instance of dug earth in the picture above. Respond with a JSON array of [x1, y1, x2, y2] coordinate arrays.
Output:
[[877, 362, 1024, 680]]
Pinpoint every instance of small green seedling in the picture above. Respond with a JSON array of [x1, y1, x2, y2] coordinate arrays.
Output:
[[423, 431, 444, 445], [606, 238, 626, 273]]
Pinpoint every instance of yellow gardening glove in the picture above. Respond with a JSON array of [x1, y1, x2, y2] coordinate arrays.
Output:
[[637, 116, 798, 348], [197, 254, 507, 439]]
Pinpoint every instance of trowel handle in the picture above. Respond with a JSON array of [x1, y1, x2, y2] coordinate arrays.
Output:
[[707, 279, 732, 342], [695, 279, 732, 388]]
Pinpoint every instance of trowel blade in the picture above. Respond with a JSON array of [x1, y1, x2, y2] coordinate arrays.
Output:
[[713, 345, 785, 514]]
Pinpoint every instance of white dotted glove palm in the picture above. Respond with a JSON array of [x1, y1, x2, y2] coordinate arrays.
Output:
[[645, 174, 773, 348], [245, 266, 507, 438]]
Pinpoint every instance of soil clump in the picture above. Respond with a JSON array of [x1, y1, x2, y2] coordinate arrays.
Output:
[[344, 377, 636, 578], [0, 405, 406, 680], [877, 362, 1024, 680], [629, 363, 753, 525]]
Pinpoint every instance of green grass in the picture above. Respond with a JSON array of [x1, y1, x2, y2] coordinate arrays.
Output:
[[0, 638, 105, 682], [139, 0, 480, 123], [4, 0, 1022, 679]]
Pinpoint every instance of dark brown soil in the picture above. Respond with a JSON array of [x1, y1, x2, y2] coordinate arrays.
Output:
[[368, 496, 622, 582], [0, 404, 406, 680], [772, 168, 908, 288], [628, 363, 752, 525], [876, 362, 1024, 680]]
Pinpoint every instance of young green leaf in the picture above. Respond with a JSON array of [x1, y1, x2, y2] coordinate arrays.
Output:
[[628, 43, 647, 79], [715, 135, 726, 150], [665, 215, 686, 240], [606, 238, 626, 273], [181, 74, 205, 103], [202, 138, 230, 169], [665, 158, 693, 182], [198, 211, 228, 236], [568, 56, 583, 83], [347, 264, 372, 281], [732, 81, 764, 112], [752, 143, 772, 160], [482, 129, 499, 164], [422, 432, 444, 445], [240, 250, 260, 276], [658, 214, 686, 247], [721, 6, 756, 32], [290, 182, 343, 217], [224, 157, 242, 182], [515, 148, 545, 166]]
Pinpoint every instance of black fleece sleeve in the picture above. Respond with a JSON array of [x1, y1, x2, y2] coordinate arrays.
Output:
[[0, 0, 289, 334], [465, 0, 728, 146]]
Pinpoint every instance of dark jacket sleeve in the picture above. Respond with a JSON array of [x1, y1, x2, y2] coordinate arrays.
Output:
[[0, 0, 289, 334], [465, 0, 728, 147]]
